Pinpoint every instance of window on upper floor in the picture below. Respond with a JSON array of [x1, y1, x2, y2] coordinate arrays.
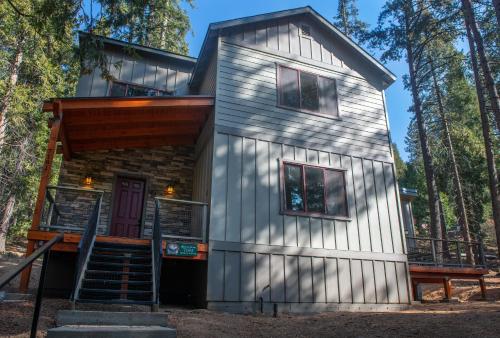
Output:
[[281, 161, 348, 218], [108, 81, 171, 97], [277, 65, 339, 117]]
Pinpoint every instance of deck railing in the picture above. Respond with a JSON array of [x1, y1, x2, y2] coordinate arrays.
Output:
[[40, 185, 104, 233], [406, 236, 486, 268], [154, 197, 209, 242], [152, 200, 163, 309]]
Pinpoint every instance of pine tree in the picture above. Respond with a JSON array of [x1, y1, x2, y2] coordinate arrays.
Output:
[[333, 0, 368, 42], [370, 0, 444, 257], [461, 0, 500, 132]]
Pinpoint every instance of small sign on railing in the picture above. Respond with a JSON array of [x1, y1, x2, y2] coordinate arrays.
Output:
[[165, 243, 198, 257]]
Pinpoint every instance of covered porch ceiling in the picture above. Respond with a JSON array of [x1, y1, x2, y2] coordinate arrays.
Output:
[[42, 96, 214, 159]]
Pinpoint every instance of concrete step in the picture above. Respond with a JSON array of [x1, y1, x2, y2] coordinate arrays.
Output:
[[56, 310, 169, 326], [47, 325, 176, 338], [0, 291, 32, 302]]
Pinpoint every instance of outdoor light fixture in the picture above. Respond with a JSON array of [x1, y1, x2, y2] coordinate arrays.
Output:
[[164, 184, 175, 196], [83, 176, 93, 187]]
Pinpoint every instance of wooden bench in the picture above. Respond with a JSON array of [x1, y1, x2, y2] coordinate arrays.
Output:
[[409, 265, 489, 301]]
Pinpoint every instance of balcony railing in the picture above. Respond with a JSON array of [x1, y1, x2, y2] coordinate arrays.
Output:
[[40, 185, 104, 232], [406, 236, 486, 268], [154, 197, 209, 242]]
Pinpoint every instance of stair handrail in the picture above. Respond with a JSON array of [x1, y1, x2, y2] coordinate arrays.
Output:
[[0, 232, 63, 338], [71, 194, 103, 302], [152, 199, 163, 308]]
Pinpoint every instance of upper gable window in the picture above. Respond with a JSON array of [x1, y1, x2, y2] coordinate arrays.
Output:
[[300, 25, 311, 37], [109, 81, 171, 97], [277, 65, 339, 117]]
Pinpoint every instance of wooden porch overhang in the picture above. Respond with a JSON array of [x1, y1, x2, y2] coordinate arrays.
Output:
[[42, 96, 214, 159], [27, 230, 208, 261]]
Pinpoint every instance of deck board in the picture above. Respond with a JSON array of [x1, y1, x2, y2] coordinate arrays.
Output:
[[27, 230, 208, 260]]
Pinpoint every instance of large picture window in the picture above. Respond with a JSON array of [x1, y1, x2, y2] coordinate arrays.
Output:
[[109, 81, 171, 97], [277, 65, 339, 117], [282, 161, 348, 218]]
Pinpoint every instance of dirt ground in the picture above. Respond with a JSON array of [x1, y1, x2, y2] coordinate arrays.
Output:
[[1, 240, 500, 338]]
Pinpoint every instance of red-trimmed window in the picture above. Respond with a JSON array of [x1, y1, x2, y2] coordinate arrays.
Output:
[[277, 65, 339, 117], [282, 161, 348, 218], [109, 81, 171, 97]]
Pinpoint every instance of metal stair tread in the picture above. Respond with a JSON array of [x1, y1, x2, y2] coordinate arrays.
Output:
[[85, 270, 152, 276], [88, 261, 152, 268], [79, 288, 152, 295], [90, 254, 151, 261], [92, 247, 151, 254], [94, 242, 150, 250], [82, 278, 152, 285]]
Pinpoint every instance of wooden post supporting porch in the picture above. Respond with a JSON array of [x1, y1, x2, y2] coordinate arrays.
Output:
[[19, 105, 61, 291]]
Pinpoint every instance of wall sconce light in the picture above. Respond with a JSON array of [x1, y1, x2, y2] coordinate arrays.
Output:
[[164, 183, 175, 196], [83, 176, 93, 187]]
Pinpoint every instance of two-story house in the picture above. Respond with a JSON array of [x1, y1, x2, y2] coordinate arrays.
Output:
[[20, 6, 411, 312]]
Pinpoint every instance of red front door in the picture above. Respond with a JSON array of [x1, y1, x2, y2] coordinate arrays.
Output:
[[110, 176, 145, 238]]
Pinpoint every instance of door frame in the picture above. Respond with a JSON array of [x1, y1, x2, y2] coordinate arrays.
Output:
[[107, 173, 149, 238]]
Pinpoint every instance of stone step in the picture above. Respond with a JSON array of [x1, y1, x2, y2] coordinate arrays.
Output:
[[56, 310, 169, 327], [47, 325, 176, 338], [0, 291, 32, 302]]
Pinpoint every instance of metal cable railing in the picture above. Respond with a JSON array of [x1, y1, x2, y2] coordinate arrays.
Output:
[[71, 195, 103, 302], [40, 185, 104, 233], [406, 236, 486, 268], [154, 197, 209, 242], [152, 200, 163, 308]]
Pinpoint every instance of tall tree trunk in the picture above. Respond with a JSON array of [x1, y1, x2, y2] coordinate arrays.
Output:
[[493, 0, 500, 28], [461, 0, 500, 132], [341, 0, 349, 36], [0, 195, 16, 253], [403, 5, 443, 260], [466, 21, 500, 259], [0, 41, 23, 148], [429, 56, 474, 263], [0, 137, 27, 253]]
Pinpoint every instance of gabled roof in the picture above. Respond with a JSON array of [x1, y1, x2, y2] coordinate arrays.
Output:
[[190, 6, 396, 89], [78, 31, 197, 65]]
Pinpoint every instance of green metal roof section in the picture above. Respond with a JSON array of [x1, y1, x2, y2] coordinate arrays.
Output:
[[78, 31, 198, 65], [189, 6, 396, 89]]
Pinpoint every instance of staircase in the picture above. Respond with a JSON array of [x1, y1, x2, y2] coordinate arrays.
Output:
[[74, 240, 155, 306]]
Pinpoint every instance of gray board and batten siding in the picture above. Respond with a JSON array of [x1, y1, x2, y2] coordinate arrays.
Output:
[[75, 40, 195, 97], [206, 14, 410, 311]]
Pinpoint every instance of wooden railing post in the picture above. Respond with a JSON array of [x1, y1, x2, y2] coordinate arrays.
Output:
[[456, 241, 462, 267], [20, 114, 61, 292], [479, 238, 486, 267], [201, 204, 208, 243], [431, 239, 437, 266]]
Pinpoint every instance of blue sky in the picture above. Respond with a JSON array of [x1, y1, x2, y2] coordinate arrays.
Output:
[[183, 0, 413, 160]]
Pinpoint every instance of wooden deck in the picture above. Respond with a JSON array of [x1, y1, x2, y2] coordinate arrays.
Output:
[[409, 264, 489, 301], [27, 230, 208, 261]]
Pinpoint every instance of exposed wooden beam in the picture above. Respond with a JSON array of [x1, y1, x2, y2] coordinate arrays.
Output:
[[69, 125, 201, 141], [71, 135, 196, 152], [63, 108, 209, 126], [65, 120, 200, 132], [43, 96, 214, 112], [53, 101, 72, 160], [20, 117, 60, 291]]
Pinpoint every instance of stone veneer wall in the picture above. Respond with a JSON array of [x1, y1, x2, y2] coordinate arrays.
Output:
[[54, 146, 195, 237]]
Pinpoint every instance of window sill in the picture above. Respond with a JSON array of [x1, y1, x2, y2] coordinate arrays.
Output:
[[276, 104, 342, 121], [280, 210, 351, 221]]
